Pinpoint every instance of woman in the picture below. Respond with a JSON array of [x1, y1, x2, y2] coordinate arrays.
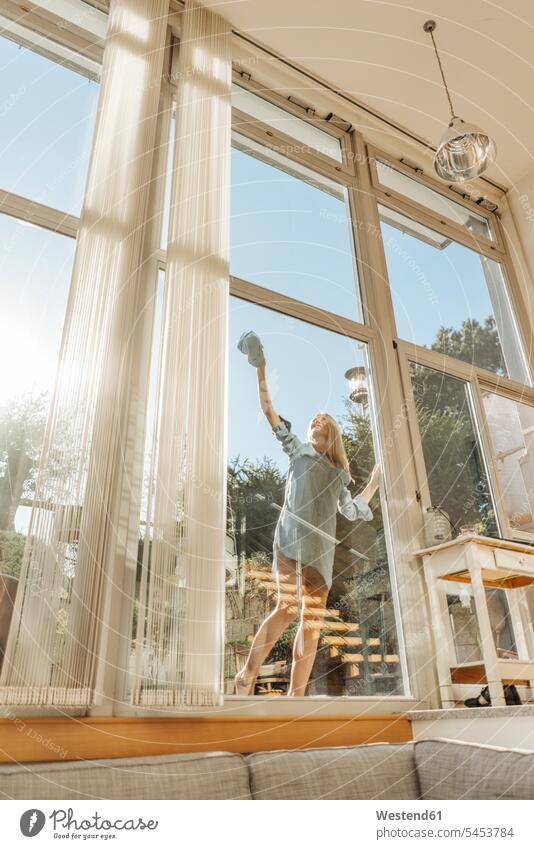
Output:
[[235, 331, 382, 697]]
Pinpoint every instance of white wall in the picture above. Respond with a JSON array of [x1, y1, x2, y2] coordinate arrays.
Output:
[[505, 168, 534, 335], [505, 169, 534, 623]]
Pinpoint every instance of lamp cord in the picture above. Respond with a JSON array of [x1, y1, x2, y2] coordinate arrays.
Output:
[[428, 27, 457, 122]]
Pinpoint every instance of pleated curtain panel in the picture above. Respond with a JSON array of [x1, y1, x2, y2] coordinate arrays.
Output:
[[132, 2, 232, 707], [0, 0, 232, 709]]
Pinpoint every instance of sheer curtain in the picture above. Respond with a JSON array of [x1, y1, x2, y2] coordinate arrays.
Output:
[[132, 0, 231, 706], [0, 0, 169, 706]]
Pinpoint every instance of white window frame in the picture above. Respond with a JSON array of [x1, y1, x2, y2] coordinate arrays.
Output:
[[367, 144, 505, 254]]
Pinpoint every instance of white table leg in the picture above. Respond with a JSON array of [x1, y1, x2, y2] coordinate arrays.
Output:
[[517, 588, 534, 659], [506, 588, 529, 661], [424, 559, 456, 708], [468, 555, 505, 707]]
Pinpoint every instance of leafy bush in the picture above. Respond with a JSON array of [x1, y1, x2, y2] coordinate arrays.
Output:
[[0, 529, 25, 578]]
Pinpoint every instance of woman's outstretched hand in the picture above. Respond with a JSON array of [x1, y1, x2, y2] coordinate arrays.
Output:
[[359, 463, 381, 505], [363, 463, 381, 502], [369, 462, 381, 491]]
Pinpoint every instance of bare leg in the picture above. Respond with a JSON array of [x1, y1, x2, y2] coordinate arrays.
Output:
[[288, 567, 329, 697], [235, 557, 297, 695]]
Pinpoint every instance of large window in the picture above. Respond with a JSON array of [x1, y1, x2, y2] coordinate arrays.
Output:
[[375, 148, 532, 548], [225, 299, 403, 696], [225, 92, 406, 698], [0, 19, 100, 662], [223, 80, 532, 702]]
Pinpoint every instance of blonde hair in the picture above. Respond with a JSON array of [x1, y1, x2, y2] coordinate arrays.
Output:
[[307, 412, 350, 474]]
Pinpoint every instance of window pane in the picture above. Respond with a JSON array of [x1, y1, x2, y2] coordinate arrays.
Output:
[[409, 362, 498, 538], [226, 298, 404, 696], [380, 205, 529, 383], [232, 84, 343, 162], [0, 35, 99, 214], [231, 135, 361, 321], [481, 390, 534, 534], [446, 585, 519, 663], [0, 215, 75, 644], [376, 159, 492, 240]]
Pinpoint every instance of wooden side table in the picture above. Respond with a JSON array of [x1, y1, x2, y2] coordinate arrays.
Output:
[[413, 534, 534, 708]]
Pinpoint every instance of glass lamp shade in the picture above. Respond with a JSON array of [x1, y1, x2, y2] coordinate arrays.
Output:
[[344, 366, 368, 405], [434, 117, 496, 182]]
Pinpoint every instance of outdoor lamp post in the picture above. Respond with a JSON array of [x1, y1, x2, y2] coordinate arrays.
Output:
[[345, 366, 369, 413]]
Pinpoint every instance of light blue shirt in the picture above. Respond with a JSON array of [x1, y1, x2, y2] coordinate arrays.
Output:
[[271, 421, 373, 588]]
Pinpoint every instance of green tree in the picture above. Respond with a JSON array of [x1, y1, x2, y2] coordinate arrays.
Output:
[[410, 316, 500, 535], [0, 394, 47, 531], [340, 402, 375, 490], [412, 401, 497, 534], [0, 529, 26, 578], [431, 316, 505, 377], [227, 456, 286, 559]]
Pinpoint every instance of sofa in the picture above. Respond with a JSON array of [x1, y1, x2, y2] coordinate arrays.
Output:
[[1, 738, 533, 800]]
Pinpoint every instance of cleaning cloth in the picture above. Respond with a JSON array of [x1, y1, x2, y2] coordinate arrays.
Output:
[[237, 330, 265, 367]]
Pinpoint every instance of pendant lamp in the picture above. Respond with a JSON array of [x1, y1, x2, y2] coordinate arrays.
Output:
[[423, 20, 496, 182]]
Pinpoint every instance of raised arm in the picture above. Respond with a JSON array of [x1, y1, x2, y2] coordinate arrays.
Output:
[[338, 463, 381, 522], [257, 360, 281, 428]]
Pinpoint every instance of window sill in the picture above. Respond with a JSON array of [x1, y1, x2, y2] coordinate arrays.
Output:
[[113, 694, 421, 718], [408, 703, 534, 721]]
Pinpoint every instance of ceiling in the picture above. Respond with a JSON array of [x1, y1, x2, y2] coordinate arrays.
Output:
[[205, 0, 534, 189]]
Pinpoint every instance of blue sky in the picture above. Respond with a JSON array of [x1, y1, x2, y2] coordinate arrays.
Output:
[[381, 222, 500, 349], [0, 37, 99, 215], [0, 37, 97, 404], [230, 147, 361, 322]]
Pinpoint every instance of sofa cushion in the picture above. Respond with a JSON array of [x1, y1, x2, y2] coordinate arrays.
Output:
[[415, 738, 534, 800], [247, 743, 420, 799], [0, 751, 251, 800]]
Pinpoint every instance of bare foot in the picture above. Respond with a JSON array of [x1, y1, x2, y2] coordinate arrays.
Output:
[[235, 670, 256, 696]]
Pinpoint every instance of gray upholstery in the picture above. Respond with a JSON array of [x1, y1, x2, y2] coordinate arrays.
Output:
[[414, 738, 534, 800], [1, 738, 533, 799], [0, 751, 251, 800], [246, 743, 420, 799]]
